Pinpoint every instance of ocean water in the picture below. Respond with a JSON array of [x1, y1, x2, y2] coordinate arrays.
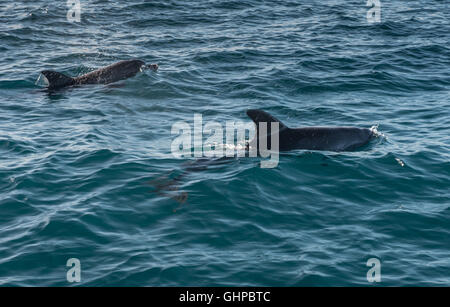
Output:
[[0, 0, 449, 286]]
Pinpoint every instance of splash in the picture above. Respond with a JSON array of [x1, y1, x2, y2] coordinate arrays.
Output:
[[35, 73, 48, 87], [370, 124, 386, 139], [202, 142, 248, 157], [395, 158, 405, 167]]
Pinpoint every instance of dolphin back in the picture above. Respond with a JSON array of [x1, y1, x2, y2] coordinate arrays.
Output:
[[246, 109, 375, 152], [41, 70, 75, 90]]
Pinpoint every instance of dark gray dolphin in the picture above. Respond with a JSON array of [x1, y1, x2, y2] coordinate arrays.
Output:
[[247, 109, 374, 152], [40, 59, 158, 90]]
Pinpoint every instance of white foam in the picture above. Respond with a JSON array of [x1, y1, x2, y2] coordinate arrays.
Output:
[[370, 124, 385, 138], [35, 73, 49, 87]]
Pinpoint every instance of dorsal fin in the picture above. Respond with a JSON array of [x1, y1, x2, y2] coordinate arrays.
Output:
[[40, 70, 75, 89], [246, 109, 288, 130], [246, 109, 289, 154]]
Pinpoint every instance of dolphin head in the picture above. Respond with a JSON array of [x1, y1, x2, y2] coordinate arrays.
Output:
[[114, 59, 146, 74], [146, 63, 159, 71], [132, 59, 146, 66], [119, 60, 158, 72]]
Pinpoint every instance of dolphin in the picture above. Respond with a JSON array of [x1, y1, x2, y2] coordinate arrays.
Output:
[[246, 109, 374, 152], [149, 111, 375, 205], [40, 59, 158, 90]]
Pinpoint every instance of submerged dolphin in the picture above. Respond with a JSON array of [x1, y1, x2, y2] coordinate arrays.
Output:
[[40, 59, 158, 90], [247, 109, 374, 152], [149, 111, 375, 206]]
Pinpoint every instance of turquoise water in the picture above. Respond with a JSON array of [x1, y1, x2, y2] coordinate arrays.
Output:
[[0, 0, 449, 286]]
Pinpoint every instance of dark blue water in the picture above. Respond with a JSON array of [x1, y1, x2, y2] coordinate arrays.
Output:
[[0, 0, 449, 286]]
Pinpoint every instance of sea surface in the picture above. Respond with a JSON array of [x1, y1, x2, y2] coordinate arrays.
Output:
[[0, 0, 449, 286]]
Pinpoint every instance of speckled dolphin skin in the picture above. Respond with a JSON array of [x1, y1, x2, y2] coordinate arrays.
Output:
[[41, 59, 158, 90]]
